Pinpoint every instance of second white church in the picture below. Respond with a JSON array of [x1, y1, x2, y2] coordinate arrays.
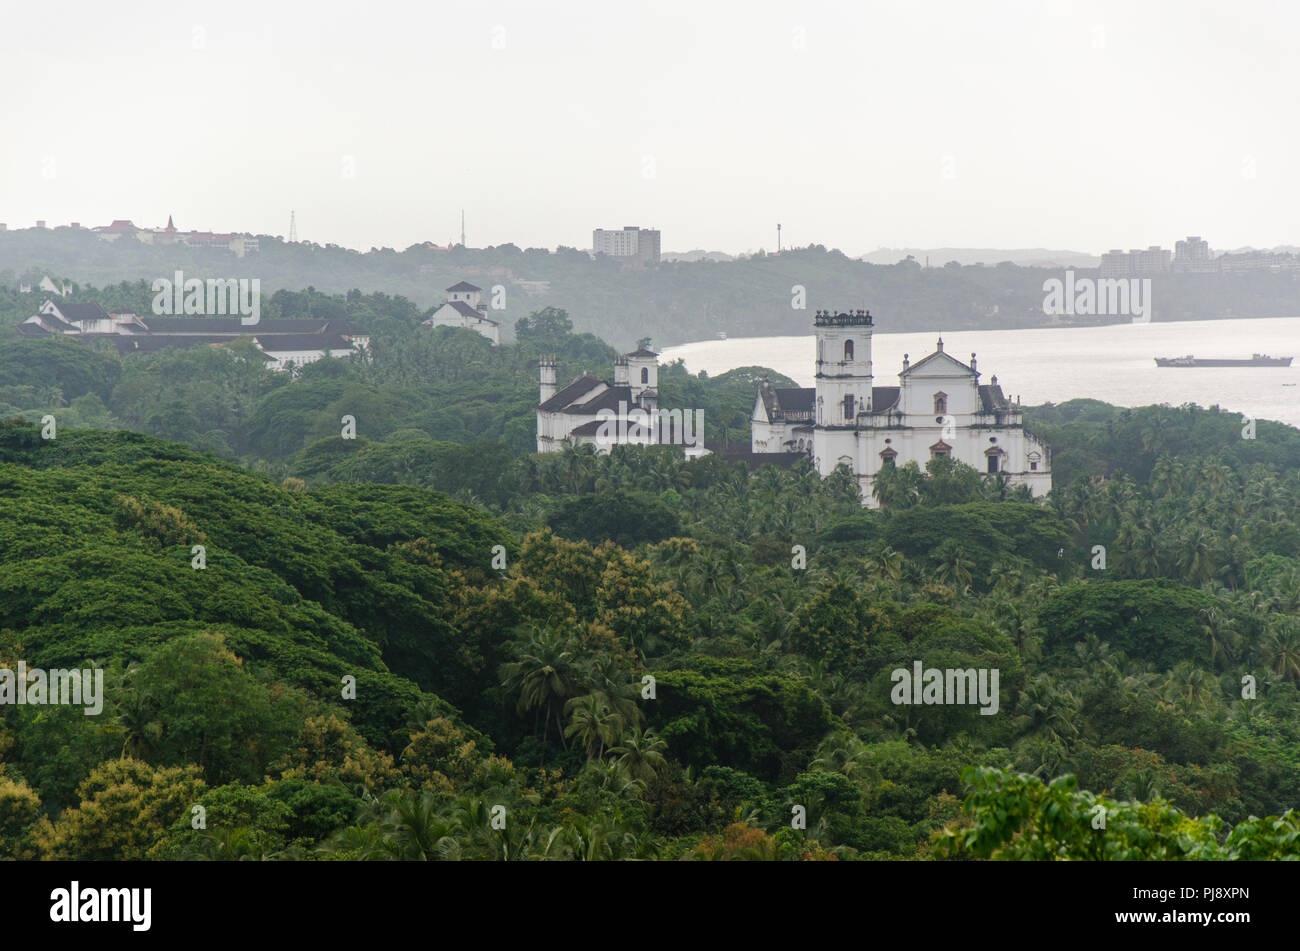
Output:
[[751, 308, 1052, 506]]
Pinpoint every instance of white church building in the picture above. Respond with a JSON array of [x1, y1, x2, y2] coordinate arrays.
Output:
[[537, 347, 708, 457], [752, 308, 1051, 506], [422, 281, 500, 345]]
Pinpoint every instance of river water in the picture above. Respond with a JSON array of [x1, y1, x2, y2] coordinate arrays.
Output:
[[661, 317, 1300, 428]]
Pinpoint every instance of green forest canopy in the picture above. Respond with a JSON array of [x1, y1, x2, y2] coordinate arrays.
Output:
[[0, 292, 1299, 859]]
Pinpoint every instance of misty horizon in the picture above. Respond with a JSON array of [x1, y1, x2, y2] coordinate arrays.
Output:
[[5, 0, 1298, 255]]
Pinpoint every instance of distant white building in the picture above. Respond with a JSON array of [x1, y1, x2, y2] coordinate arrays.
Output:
[[94, 216, 259, 257], [422, 281, 500, 345], [257, 334, 358, 371], [751, 308, 1051, 506], [537, 347, 707, 457], [1100, 246, 1171, 277], [19, 300, 141, 337], [1172, 235, 1217, 272], [18, 298, 368, 371]]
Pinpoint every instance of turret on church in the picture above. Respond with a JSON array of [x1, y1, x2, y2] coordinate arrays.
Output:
[[751, 308, 1051, 506]]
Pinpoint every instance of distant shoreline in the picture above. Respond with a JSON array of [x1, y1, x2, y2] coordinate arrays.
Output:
[[663, 313, 1300, 350]]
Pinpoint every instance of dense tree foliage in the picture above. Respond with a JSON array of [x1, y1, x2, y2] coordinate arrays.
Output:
[[2, 297, 1300, 859]]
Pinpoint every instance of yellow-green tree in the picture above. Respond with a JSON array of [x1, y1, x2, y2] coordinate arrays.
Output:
[[36, 759, 205, 860]]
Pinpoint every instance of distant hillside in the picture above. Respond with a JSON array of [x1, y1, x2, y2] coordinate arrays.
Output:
[[861, 247, 1101, 268], [661, 250, 736, 263], [1220, 245, 1300, 255], [3, 229, 1298, 349]]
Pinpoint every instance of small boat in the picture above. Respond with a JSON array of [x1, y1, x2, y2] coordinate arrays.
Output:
[[717, 332, 728, 340], [1155, 354, 1293, 367]]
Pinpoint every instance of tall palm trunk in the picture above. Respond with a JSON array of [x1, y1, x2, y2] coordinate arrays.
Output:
[[555, 705, 569, 750]]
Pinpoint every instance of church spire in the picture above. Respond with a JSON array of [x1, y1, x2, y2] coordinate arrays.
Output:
[[936, 336, 944, 352]]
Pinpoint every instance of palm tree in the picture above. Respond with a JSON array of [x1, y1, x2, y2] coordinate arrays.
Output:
[[932, 540, 974, 591], [1129, 521, 1162, 579], [582, 655, 644, 731], [176, 825, 269, 861], [380, 790, 457, 861], [1072, 633, 1116, 676], [1198, 607, 1237, 666], [872, 461, 922, 509], [1150, 455, 1179, 496], [318, 823, 396, 861], [1015, 734, 1072, 781], [499, 625, 583, 764], [609, 726, 668, 783], [114, 677, 162, 760], [1163, 662, 1214, 711], [543, 814, 641, 861], [1118, 657, 1160, 694], [563, 693, 623, 760], [560, 444, 599, 494], [1263, 623, 1300, 684], [1013, 675, 1080, 746], [810, 732, 876, 782], [1120, 767, 1165, 802], [590, 759, 649, 799], [404, 696, 446, 736], [1177, 527, 1218, 585], [870, 546, 904, 583]]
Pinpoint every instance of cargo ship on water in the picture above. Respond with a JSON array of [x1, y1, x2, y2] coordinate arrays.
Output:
[[1155, 354, 1293, 367]]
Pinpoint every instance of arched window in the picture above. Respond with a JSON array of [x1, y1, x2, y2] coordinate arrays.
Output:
[[843, 394, 855, 420], [933, 392, 948, 415], [640, 368, 649, 384], [844, 339, 854, 361]]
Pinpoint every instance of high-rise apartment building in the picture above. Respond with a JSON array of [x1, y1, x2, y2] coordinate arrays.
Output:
[[1173, 236, 1216, 272], [593, 226, 660, 264]]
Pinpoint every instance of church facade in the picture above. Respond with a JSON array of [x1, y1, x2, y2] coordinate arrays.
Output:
[[752, 309, 1051, 506], [537, 347, 708, 457], [422, 281, 501, 345]]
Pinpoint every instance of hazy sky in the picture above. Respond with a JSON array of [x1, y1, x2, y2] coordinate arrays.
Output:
[[4, 0, 1297, 255]]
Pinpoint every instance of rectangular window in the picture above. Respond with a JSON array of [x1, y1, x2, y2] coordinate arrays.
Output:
[[987, 456, 999, 473]]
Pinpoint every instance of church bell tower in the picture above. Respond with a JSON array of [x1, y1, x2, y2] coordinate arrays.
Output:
[[813, 309, 874, 428]]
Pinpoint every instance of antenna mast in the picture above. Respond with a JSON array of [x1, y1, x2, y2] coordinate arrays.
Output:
[[289, 210, 297, 243]]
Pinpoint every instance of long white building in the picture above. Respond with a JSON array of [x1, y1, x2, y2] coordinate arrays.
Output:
[[18, 299, 368, 371], [752, 308, 1051, 506]]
